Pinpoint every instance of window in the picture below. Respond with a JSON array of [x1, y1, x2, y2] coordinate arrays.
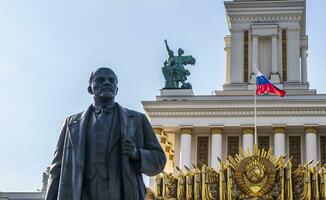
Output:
[[258, 136, 270, 151], [197, 136, 209, 167], [228, 136, 240, 156], [244, 31, 249, 82], [320, 136, 326, 165], [289, 136, 301, 168], [282, 29, 287, 82]]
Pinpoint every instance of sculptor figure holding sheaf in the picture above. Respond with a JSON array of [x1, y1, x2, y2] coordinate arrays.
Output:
[[45, 67, 166, 200]]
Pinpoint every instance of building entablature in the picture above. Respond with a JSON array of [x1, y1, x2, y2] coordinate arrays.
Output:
[[224, 0, 306, 31], [143, 95, 326, 127]]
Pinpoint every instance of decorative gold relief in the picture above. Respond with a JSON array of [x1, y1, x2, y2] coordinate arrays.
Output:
[[153, 145, 326, 200], [153, 127, 163, 135], [227, 145, 283, 198], [176, 166, 186, 200], [162, 172, 177, 199]]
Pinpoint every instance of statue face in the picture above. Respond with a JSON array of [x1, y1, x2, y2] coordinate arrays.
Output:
[[89, 68, 118, 99], [178, 48, 184, 56]]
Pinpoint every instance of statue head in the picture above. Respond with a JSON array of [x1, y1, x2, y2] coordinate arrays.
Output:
[[178, 48, 184, 56], [88, 67, 118, 100]]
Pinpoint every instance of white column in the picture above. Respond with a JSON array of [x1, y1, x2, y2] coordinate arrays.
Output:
[[250, 36, 259, 83], [305, 127, 317, 164], [271, 35, 278, 74], [252, 36, 259, 71], [225, 36, 231, 84], [301, 47, 308, 83], [230, 30, 244, 83], [180, 128, 192, 170], [287, 28, 301, 82], [270, 35, 281, 83], [242, 128, 254, 153], [210, 128, 223, 170], [150, 128, 164, 189], [273, 127, 286, 157]]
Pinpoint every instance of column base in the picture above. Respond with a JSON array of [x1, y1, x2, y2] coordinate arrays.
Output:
[[270, 73, 280, 83], [250, 73, 255, 84]]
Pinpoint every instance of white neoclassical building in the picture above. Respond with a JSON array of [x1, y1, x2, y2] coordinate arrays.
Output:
[[142, 0, 326, 179]]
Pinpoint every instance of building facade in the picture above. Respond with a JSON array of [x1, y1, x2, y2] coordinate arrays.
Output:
[[142, 0, 326, 180]]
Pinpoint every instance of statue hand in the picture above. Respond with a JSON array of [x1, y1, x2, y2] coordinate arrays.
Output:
[[122, 139, 140, 160]]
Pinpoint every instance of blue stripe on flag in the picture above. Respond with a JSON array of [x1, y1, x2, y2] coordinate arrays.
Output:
[[256, 75, 270, 85]]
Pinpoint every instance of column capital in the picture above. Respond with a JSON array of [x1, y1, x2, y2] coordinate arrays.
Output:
[[304, 126, 317, 134], [153, 127, 163, 135], [180, 127, 193, 135], [210, 127, 223, 135], [242, 127, 254, 135], [273, 127, 285, 134], [271, 34, 279, 38]]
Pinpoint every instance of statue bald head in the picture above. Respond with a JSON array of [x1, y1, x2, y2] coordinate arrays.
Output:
[[88, 67, 119, 99]]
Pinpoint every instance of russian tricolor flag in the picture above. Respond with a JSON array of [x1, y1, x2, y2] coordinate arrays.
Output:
[[256, 70, 286, 97]]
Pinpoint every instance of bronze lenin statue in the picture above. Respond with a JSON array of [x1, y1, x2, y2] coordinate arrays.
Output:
[[45, 67, 166, 200]]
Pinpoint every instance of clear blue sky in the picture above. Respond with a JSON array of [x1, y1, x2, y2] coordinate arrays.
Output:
[[0, 0, 325, 191]]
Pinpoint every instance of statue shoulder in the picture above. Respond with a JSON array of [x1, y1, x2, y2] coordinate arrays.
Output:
[[67, 112, 84, 123], [66, 106, 93, 123]]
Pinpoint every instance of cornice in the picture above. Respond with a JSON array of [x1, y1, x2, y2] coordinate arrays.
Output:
[[145, 107, 326, 118], [224, 0, 305, 9]]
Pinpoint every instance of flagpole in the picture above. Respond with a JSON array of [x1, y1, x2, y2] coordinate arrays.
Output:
[[254, 64, 257, 145], [254, 84, 257, 145]]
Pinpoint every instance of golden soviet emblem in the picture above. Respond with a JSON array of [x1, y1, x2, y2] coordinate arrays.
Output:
[[228, 145, 283, 197]]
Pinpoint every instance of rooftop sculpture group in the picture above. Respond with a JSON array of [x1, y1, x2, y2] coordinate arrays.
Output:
[[162, 40, 196, 89]]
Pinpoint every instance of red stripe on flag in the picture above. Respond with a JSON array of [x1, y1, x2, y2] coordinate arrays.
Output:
[[256, 83, 286, 97]]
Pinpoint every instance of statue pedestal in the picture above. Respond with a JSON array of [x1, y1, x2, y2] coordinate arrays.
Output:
[[160, 89, 194, 96]]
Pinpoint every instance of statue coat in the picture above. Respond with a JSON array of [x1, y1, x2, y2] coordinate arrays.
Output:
[[45, 104, 166, 200]]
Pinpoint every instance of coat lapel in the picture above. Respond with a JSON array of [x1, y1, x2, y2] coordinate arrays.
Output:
[[68, 105, 92, 168], [117, 103, 138, 141], [107, 104, 138, 154], [117, 104, 140, 200]]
